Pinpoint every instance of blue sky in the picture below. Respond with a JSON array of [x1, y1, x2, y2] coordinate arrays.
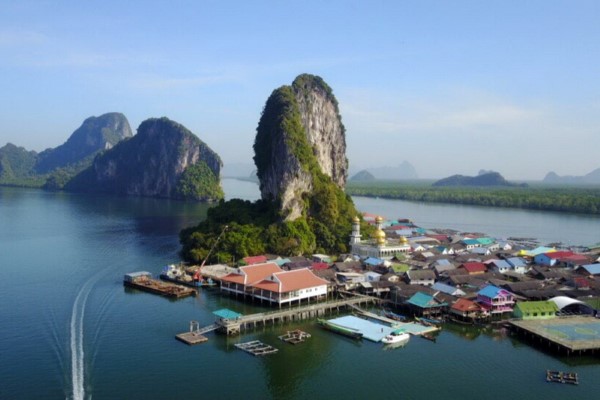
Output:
[[1, 0, 599, 179]]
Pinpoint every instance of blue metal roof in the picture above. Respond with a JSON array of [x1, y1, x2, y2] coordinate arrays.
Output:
[[213, 309, 242, 319], [493, 260, 511, 269], [580, 264, 600, 275], [407, 292, 447, 308], [506, 257, 526, 267], [478, 285, 502, 298], [432, 282, 462, 295], [364, 257, 383, 266]]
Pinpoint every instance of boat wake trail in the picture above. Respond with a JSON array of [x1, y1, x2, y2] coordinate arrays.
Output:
[[69, 275, 98, 400]]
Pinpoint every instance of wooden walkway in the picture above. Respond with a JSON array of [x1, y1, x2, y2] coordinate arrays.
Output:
[[211, 294, 380, 335]]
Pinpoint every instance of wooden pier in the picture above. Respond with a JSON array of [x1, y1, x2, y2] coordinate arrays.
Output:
[[209, 294, 379, 336], [509, 316, 600, 355]]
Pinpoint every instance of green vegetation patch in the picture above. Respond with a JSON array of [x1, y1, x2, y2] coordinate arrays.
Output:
[[346, 181, 600, 215]]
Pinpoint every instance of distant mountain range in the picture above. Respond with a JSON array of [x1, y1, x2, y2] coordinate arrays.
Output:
[[433, 172, 527, 187], [543, 168, 600, 185]]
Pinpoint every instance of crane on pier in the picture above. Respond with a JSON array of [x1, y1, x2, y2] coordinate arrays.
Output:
[[193, 225, 229, 282]]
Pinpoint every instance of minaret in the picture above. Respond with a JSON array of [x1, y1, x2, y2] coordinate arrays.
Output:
[[349, 216, 362, 245]]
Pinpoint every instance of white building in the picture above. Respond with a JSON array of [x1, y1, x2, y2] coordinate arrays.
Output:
[[350, 216, 411, 260]]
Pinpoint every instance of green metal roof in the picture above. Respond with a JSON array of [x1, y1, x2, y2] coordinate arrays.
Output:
[[514, 301, 558, 313]]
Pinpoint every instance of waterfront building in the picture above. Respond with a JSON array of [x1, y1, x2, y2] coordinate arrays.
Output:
[[406, 291, 448, 318], [220, 262, 283, 295], [350, 216, 411, 260], [477, 285, 515, 314], [513, 301, 559, 320], [250, 268, 329, 305], [450, 298, 490, 321], [549, 296, 596, 315]]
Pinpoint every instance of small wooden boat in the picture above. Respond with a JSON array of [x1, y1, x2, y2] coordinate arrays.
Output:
[[546, 370, 578, 385], [382, 309, 407, 321], [420, 332, 437, 342], [417, 317, 443, 326]]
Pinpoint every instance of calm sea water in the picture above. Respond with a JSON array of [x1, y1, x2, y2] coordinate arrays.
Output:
[[1, 181, 599, 400]]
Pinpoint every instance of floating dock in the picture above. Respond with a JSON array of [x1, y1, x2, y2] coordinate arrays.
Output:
[[235, 340, 278, 356], [124, 271, 196, 298], [546, 370, 579, 385], [278, 329, 311, 344], [509, 316, 600, 355], [175, 321, 217, 345]]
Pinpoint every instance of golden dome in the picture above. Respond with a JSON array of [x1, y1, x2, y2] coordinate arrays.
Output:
[[377, 237, 386, 245], [400, 236, 408, 244], [371, 228, 386, 240], [353, 216, 360, 223], [375, 216, 383, 223]]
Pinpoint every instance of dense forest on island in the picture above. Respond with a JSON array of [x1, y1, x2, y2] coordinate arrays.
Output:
[[346, 181, 600, 215]]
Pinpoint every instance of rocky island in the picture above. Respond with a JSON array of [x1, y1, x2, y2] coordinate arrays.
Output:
[[181, 74, 366, 262]]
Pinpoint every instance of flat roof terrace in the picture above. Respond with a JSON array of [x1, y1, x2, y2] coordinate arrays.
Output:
[[509, 316, 600, 354]]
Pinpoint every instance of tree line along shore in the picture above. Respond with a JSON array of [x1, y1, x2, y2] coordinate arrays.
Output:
[[345, 181, 600, 215]]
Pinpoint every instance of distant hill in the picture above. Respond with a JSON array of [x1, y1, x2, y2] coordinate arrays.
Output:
[[433, 172, 527, 187], [543, 168, 600, 185], [350, 170, 376, 182], [357, 161, 418, 180], [0, 143, 38, 181]]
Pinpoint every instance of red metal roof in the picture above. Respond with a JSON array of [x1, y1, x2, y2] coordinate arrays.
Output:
[[220, 262, 282, 285], [451, 298, 484, 312], [252, 268, 328, 293], [311, 262, 330, 270], [544, 251, 573, 259], [242, 255, 268, 265], [462, 262, 487, 274]]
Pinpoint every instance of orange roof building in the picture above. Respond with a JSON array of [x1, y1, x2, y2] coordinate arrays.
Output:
[[221, 264, 329, 305]]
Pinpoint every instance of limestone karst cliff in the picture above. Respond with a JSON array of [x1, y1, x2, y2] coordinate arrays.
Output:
[[66, 117, 223, 201], [181, 74, 360, 262], [253, 74, 349, 220], [0, 112, 132, 187], [36, 112, 133, 174]]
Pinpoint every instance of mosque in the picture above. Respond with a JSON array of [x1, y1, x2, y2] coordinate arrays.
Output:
[[349, 215, 411, 260]]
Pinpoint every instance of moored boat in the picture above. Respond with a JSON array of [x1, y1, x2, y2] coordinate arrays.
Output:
[[382, 329, 410, 344], [382, 309, 407, 321], [317, 319, 363, 339]]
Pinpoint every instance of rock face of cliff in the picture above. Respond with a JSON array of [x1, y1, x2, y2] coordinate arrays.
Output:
[[67, 117, 223, 201], [35, 112, 132, 174], [253, 74, 348, 220]]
